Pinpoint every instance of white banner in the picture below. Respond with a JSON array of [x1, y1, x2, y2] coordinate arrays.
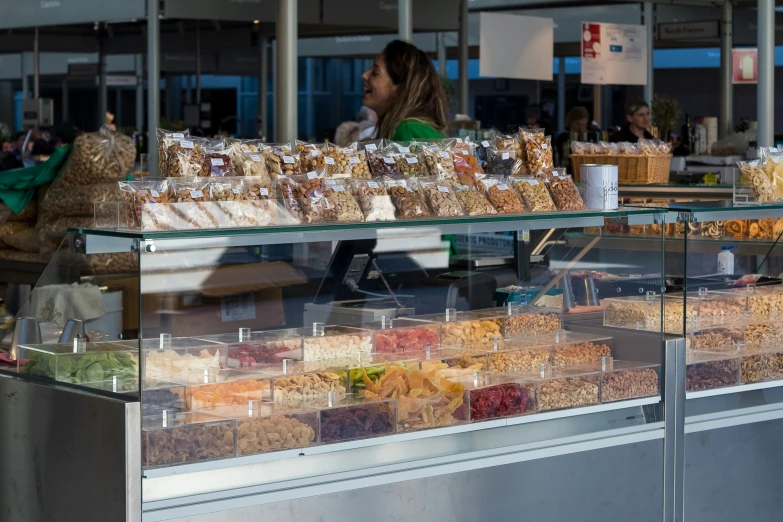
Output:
[[479, 12, 554, 81], [581, 22, 647, 85]]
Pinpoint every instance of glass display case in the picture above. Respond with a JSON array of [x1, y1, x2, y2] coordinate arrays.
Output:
[[0, 207, 670, 520]]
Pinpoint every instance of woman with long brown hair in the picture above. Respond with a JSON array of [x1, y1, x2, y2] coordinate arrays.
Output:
[[361, 40, 449, 141]]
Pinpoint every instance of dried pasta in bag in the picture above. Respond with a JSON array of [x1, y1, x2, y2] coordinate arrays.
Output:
[[349, 179, 396, 222]]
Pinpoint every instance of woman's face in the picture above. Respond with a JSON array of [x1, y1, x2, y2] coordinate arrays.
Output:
[[361, 56, 398, 116], [628, 106, 651, 130]]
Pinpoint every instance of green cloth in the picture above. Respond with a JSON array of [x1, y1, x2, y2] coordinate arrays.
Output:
[[0, 145, 71, 213], [390, 119, 445, 141]]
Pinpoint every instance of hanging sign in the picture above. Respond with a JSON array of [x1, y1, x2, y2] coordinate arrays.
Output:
[[581, 22, 647, 85]]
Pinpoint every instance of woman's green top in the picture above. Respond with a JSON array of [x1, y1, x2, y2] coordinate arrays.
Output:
[[390, 119, 445, 141]]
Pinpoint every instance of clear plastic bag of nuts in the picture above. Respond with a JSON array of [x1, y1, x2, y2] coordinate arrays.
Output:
[[511, 176, 557, 212], [479, 176, 526, 214], [544, 173, 586, 211], [349, 179, 397, 222], [384, 176, 431, 219], [453, 184, 497, 216], [324, 179, 364, 222], [415, 177, 463, 217], [171, 177, 218, 229], [520, 129, 554, 170]]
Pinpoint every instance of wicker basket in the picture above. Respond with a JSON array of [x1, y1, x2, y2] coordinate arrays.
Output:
[[571, 154, 672, 184]]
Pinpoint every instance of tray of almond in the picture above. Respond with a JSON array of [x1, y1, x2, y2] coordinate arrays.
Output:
[[359, 362, 466, 432]]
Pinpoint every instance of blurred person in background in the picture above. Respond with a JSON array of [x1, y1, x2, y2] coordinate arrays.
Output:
[[334, 106, 377, 145], [611, 100, 654, 143], [555, 106, 590, 172]]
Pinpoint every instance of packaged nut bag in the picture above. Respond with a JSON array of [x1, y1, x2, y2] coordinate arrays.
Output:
[[511, 176, 557, 213], [521, 129, 554, 170], [324, 179, 364, 222], [266, 145, 303, 178], [171, 177, 217, 229], [545, 173, 586, 211], [415, 177, 463, 217], [349, 179, 396, 222], [453, 184, 497, 216], [479, 176, 525, 214], [384, 176, 431, 219], [486, 147, 518, 175]]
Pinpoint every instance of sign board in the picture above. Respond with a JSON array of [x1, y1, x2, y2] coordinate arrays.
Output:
[[479, 12, 554, 81], [733, 48, 757, 84], [0, 0, 145, 29], [658, 20, 719, 41], [581, 22, 647, 85]]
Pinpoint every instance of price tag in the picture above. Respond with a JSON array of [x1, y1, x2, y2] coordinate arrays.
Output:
[[437, 186, 449, 193], [232, 188, 242, 194], [250, 154, 261, 162], [502, 152, 510, 160], [324, 157, 336, 165], [138, 189, 148, 195], [497, 184, 509, 191], [383, 157, 395, 164], [259, 188, 269, 196], [541, 143, 548, 149], [365, 143, 377, 152], [482, 140, 490, 148], [283, 155, 295, 164], [367, 181, 379, 189], [526, 179, 539, 186], [405, 157, 418, 164], [307, 171, 318, 179], [397, 146, 410, 153], [150, 189, 160, 197], [190, 189, 204, 199], [349, 157, 361, 164], [211, 158, 225, 166], [173, 133, 185, 139], [181, 140, 194, 149], [439, 152, 450, 159]]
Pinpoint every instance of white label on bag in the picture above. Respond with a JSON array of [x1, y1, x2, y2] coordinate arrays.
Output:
[[150, 190, 160, 197], [190, 189, 204, 199], [398, 147, 410, 153], [307, 171, 318, 179], [367, 181, 380, 189], [232, 188, 242, 194], [365, 143, 377, 152], [324, 157, 336, 165], [173, 133, 185, 139], [250, 154, 261, 162], [526, 179, 539, 186], [283, 155, 295, 164], [542, 143, 548, 149], [502, 152, 510, 160], [437, 186, 449, 193], [138, 189, 148, 195], [405, 157, 418, 164], [440, 152, 450, 159], [384, 157, 395, 164], [259, 188, 269, 196], [181, 140, 194, 149], [349, 157, 361, 164], [497, 184, 509, 191], [482, 140, 490, 148], [211, 158, 225, 166]]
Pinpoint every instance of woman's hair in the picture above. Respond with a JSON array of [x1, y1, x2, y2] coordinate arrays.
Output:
[[566, 106, 589, 129], [626, 100, 650, 116], [376, 40, 449, 139]]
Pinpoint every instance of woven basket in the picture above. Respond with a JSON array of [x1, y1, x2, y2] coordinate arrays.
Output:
[[571, 154, 672, 184]]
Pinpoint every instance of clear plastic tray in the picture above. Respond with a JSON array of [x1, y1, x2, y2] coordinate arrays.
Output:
[[598, 358, 660, 403], [142, 411, 237, 468]]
